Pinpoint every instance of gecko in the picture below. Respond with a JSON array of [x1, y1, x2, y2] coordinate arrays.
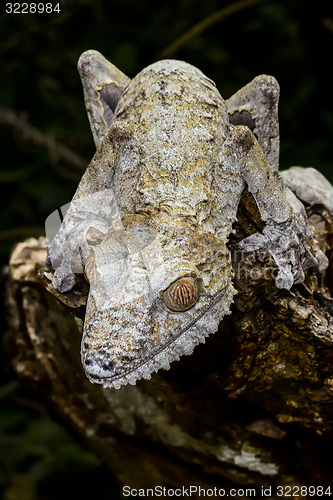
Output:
[[46, 50, 328, 389]]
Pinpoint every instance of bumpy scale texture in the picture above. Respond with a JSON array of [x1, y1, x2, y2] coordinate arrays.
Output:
[[47, 51, 328, 389]]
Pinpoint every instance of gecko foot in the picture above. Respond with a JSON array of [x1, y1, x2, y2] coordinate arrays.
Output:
[[239, 219, 328, 290]]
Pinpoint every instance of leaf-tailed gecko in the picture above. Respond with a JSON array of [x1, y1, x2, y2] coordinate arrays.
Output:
[[46, 51, 328, 389]]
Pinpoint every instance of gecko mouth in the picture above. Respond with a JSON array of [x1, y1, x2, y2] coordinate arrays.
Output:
[[82, 286, 229, 389]]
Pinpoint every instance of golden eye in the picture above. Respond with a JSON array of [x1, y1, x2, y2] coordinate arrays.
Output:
[[163, 277, 200, 312]]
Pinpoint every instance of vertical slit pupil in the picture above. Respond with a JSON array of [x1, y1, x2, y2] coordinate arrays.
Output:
[[164, 277, 199, 311]]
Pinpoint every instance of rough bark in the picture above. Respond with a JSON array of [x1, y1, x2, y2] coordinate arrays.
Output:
[[4, 188, 333, 498]]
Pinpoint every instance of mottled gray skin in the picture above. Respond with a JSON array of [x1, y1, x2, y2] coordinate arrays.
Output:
[[47, 51, 327, 389]]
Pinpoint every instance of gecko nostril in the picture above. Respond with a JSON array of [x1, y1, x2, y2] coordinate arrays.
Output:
[[102, 361, 114, 371], [85, 355, 114, 371]]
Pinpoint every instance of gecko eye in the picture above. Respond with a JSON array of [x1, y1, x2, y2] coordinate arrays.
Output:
[[163, 277, 200, 312]]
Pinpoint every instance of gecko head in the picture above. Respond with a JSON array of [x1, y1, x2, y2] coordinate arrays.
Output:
[[80, 216, 235, 389]]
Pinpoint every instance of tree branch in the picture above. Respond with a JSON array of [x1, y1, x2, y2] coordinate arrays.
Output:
[[158, 0, 266, 59], [0, 107, 87, 177]]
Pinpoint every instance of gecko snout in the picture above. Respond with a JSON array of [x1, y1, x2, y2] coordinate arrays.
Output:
[[82, 351, 116, 381]]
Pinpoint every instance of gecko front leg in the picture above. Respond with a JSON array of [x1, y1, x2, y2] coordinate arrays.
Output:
[[225, 76, 329, 280], [47, 51, 131, 292], [214, 125, 328, 289]]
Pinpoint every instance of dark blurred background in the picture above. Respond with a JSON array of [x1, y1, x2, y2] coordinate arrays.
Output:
[[1, 0, 332, 498]]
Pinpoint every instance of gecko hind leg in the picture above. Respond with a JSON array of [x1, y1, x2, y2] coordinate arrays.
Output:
[[78, 50, 131, 147], [226, 75, 280, 172]]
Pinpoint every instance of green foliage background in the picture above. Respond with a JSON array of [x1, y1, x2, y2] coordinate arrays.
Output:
[[0, 0, 332, 498]]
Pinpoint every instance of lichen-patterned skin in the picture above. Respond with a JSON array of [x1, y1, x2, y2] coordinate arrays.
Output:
[[47, 52, 328, 389]]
